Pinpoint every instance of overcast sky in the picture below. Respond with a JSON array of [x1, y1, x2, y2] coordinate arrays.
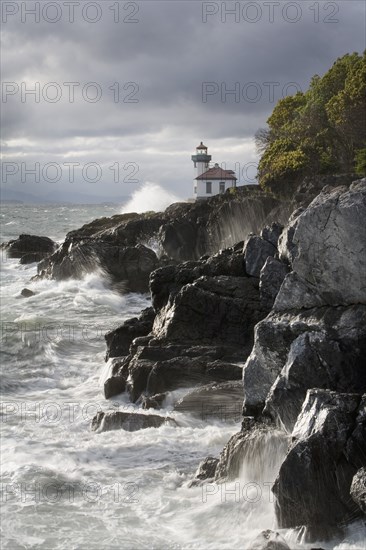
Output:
[[1, 0, 365, 202]]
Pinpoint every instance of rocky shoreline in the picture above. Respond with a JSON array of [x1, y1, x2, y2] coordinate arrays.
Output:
[[5, 175, 365, 545]]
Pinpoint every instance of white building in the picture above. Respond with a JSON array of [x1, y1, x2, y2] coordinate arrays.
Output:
[[191, 142, 237, 200]]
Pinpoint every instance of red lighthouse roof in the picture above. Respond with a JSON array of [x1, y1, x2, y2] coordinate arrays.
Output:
[[196, 165, 237, 181], [196, 142, 208, 150]]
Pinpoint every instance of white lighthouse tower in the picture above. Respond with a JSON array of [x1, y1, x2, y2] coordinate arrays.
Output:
[[191, 142, 212, 179], [191, 141, 237, 200]]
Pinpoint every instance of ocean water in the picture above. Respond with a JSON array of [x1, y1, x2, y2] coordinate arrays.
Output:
[[1, 203, 365, 550]]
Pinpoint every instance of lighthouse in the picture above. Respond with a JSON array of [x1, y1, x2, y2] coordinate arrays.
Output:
[[191, 142, 212, 178], [192, 142, 237, 200]]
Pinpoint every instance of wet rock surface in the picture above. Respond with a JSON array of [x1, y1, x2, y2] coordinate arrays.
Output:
[[261, 307, 366, 430], [259, 257, 289, 310], [351, 467, 366, 515], [105, 307, 155, 360], [188, 456, 219, 487], [174, 380, 243, 420], [91, 410, 176, 432], [214, 418, 289, 483], [290, 180, 366, 306], [20, 288, 36, 298], [3, 234, 57, 263], [273, 390, 365, 540], [243, 180, 366, 421], [248, 529, 290, 550], [103, 238, 275, 401], [37, 242, 160, 293], [152, 274, 265, 348], [29, 186, 290, 289], [193, 178, 366, 543], [243, 235, 277, 277]]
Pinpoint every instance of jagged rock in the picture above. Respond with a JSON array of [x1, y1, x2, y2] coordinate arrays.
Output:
[[127, 350, 243, 403], [243, 235, 276, 277], [264, 331, 366, 431], [273, 272, 325, 311], [140, 393, 167, 410], [214, 430, 247, 482], [214, 418, 289, 482], [104, 336, 243, 402], [259, 257, 289, 309], [20, 252, 47, 264], [152, 275, 265, 349], [33, 186, 289, 287], [277, 208, 303, 265], [351, 467, 366, 515], [174, 380, 243, 421], [294, 173, 357, 208], [248, 529, 290, 550], [243, 305, 366, 419], [103, 356, 130, 399], [37, 242, 159, 292], [243, 180, 366, 417], [91, 410, 176, 432], [104, 376, 126, 400], [149, 247, 246, 312], [120, 272, 265, 401], [159, 187, 289, 260], [260, 222, 284, 247], [273, 390, 365, 541], [286, 180, 366, 306], [345, 395, 366, 470], [20, 288, 35, 298], [4, 234, 57, 262], [189, 457, 219, 487], [105, 307, 155, 360]]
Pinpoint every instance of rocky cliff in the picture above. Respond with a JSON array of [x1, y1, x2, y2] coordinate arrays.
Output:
[[204, 179, 365, 542], [100, 177, 366, 543], [32, 185, 294, 291], [4, 175, 365, 543]]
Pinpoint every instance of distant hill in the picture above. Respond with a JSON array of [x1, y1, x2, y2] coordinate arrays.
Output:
[[0, 188, 129, 205]]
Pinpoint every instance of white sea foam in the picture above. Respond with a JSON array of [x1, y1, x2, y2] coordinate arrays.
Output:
[[121, 182, 183, 214]]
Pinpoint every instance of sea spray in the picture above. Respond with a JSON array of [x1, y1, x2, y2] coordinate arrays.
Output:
[[121, 182, 183, 214]]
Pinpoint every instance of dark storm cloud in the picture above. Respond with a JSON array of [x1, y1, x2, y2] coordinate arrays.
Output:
[[1, 0, 365, 200]]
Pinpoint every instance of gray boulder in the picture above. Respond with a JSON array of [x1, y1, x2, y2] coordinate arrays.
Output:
[[20, 288, 35, 298], [248, 530, 290, 550], [242, 305, 366, 419], [140, 393, 167, 410], [273, 390, 365, 541], [350, 467, 366, 515], [103, 356, 130, 399], [174, 380, 243, 421], [189, 456, 219, 487], [91, 410, 176, 432], [105, 307, 155, 360], [127, 350, 243, 403], [259, 257, 289, 309], [260, 222, 284, 247], [277, 208, 304, 264], [264, 329, 366, 431], [153, 275, 265, 349], [243, 235, 276, 277], [214, 418, 289, 483], [288, 180, 366, 306], [4, 234, 57, 262], [149, 247, 246, 313], [38, 242, 159, 293], [273, 272, 325, 311]]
